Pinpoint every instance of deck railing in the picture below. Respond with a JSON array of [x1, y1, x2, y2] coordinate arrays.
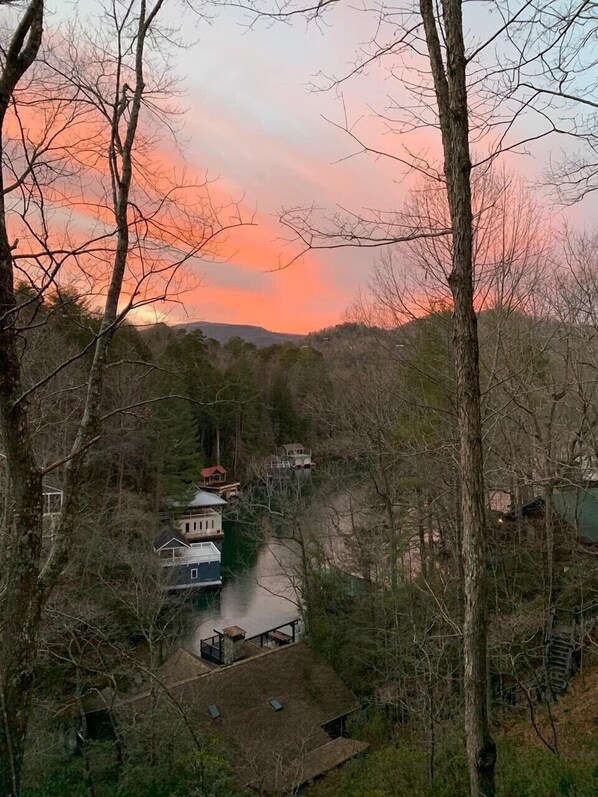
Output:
[[200, 634, 223, 665], [199, 619, 301, 665], [158, 541, 221, 566], [246, 619, 300, 648]]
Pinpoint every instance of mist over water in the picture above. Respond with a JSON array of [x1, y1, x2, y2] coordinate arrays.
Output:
[[186, 520, 301, 650]]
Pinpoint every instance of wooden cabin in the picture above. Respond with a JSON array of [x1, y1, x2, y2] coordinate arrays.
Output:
[[200, 465, 240, 499], [42, 483, 63, 516]]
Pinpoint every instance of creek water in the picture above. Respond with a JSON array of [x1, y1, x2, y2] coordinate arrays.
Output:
[[184, 520, 301, 654]]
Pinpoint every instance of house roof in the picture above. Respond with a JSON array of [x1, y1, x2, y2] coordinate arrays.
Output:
[[171, 488, 227, 509], [201, 465, 227, 478], [81, 686, 118, 714], [116, 642, 363, 791], [153, 527, 189, 550], [503, 497, 545, 521], [256, 737, 368, 793], [156, 648, 211, 684]]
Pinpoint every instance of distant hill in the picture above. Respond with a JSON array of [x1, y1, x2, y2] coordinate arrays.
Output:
[[172, 321, 305, 347]]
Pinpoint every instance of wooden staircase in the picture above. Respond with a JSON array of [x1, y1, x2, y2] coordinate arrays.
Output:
[[495, 600, 598, 706], [543, 600, 598, 700], [544, 609, 575, 698]]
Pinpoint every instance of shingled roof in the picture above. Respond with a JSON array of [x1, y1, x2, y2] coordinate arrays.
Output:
[[156, 648, 211, 684], [153, 526, 188, 551], [118, 642, 365, 791]]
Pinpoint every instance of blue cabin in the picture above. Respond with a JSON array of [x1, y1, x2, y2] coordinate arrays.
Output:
[[153, 527, 221, 590]]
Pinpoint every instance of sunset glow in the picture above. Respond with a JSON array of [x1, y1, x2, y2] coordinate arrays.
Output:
[[13, 1, 593, 334]]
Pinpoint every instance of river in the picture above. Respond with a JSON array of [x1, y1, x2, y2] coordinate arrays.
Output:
[[184, 519, 301, 653], [182, 476, 368, 654]]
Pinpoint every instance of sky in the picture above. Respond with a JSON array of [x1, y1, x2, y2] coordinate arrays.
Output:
[[157, 3, 403, 333], [53, 1, 594, 333]]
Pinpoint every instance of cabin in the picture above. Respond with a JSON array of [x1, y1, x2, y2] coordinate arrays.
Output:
[[279, 443, 312, 469], [200, 465, 240, 500], [170, 488, 227, 547], [106, 642, 368, 793], [1, 455, 63, 540], [153, 526, 221, 590], [199, 621, 301, 666], [264, 444, 312, 481]]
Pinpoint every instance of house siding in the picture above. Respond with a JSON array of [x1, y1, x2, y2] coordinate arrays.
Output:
[[169, 560, 221, 589]]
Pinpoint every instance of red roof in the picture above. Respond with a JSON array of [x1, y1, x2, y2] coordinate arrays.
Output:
[[201, 465, 227, 478]]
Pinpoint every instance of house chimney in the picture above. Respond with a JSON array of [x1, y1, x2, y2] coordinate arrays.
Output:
[[222, 626, 246, 665]]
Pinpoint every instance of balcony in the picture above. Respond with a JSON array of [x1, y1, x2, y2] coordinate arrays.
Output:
[[158, 541, 220, 566]]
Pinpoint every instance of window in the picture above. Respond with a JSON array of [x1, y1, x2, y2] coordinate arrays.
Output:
[[185, 522, 189, 532], [199, 521, 202, 530], [191, 568, 198, 579]]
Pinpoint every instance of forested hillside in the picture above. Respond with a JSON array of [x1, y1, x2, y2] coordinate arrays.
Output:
[[7, 295, 598, 797], [172, 321, 305, 347]]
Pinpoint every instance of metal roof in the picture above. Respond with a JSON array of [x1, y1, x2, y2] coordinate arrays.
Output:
[[201, 465, 227, 478], [171, 488, 227, 509]]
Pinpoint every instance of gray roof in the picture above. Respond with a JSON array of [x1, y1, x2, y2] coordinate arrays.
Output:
[[154, 527, 189, 551], [171, 488, 226, 510]]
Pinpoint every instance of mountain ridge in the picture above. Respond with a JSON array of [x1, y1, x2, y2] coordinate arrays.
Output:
[[172, 321, 306, 347]]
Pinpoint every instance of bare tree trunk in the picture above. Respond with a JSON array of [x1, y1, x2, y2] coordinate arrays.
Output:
[[419, 0, 496, 793], [0, 3, 166, 791], [0, 4, 45, 792]]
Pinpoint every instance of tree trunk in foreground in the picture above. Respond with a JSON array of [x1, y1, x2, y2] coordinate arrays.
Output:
[[0, 4, 45, 793], [419, 0, 497, 794]]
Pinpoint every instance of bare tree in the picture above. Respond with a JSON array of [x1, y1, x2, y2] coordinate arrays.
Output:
[[229, 0, 577, 787], [0, 2, 243, 792]]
